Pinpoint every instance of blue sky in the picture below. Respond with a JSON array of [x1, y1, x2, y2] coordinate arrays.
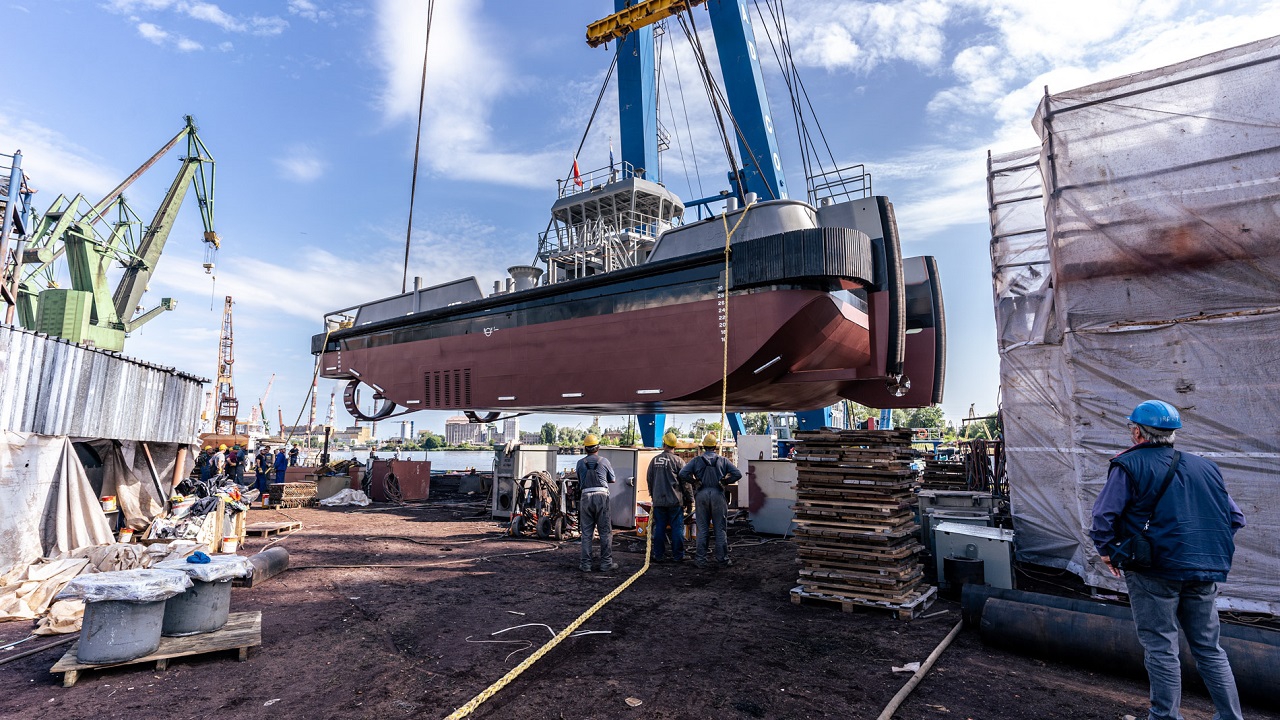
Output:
[[3, 0, 1277, 439]]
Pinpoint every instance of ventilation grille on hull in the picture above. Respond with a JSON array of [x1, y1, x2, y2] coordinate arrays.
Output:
[[425, 369, 472, 408]]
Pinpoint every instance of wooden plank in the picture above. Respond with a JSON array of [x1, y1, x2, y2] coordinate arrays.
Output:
[[245, 521, 301, 536], [52, 611, 262, 686], [790, 585, 937, 620]]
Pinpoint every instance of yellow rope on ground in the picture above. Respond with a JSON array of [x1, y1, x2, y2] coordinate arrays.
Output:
[[444, 197, 750, 720], [717, 200, 755, 447], [444, 527, 654, 720]]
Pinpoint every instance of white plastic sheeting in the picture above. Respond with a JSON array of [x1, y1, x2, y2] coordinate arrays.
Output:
[[57, 568, 191, 603], [0, 433, 114, 575], [155, 554, 254, 583], [989, 35, 1280, 613]]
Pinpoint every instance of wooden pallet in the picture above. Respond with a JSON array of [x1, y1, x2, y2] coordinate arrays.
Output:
[[51, 611, 262, 687], [245, 521, 301, 536], [790, 585, 937, 620]]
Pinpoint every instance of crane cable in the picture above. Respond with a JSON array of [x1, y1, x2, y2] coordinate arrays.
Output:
[[443, 525, 654, 719], [401, 0, 437, 294]]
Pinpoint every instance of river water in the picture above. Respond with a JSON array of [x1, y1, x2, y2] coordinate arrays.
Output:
[[328, 449, 583, 473]]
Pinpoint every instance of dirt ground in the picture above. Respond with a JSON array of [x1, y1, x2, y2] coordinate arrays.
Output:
[[1, 492, 1276, 720]]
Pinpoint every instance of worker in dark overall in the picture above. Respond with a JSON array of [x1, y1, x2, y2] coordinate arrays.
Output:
[[1091, 400, 1246, 720], [576, 434, 618, 572], [196, 445, 213, 480], [289, 442, 300, 466], [254, 447, 272, 496], [679, 433, 742, 569], [645, 431, 689, 562]]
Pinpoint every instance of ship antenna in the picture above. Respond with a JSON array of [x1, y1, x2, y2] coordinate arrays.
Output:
[[402, 0, 438, 294]]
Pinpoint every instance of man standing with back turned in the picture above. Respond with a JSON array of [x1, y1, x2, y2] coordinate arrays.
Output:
[[576, 434, 619, 573], [646, 431, 689, 563], [1091, 400, 1246, 720], [680, 433, 742, 569]]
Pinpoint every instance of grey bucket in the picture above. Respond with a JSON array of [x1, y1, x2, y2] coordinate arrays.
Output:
[[162, 579, 232, 636], [77, 599, 166, 664]]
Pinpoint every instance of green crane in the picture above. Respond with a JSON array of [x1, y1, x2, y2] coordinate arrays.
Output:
[[11, 115, 218, 351]]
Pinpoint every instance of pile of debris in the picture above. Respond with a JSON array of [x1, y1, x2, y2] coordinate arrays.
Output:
[[789, 429, 934, 618]]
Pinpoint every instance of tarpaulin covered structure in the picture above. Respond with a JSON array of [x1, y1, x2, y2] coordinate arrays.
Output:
[[0, 324, 204, 576], [988, 35, 1280, 613]]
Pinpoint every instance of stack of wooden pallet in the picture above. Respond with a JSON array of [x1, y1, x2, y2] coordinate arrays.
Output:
[[921, 457, 967, 490], [268, 482, 317, 508], [789, 429, 934, 618]]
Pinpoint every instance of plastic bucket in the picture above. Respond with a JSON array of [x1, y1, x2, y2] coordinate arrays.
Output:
[[77, 599, 165, 664], [162, 579, 232, 636], [221, 537, 239, 553]]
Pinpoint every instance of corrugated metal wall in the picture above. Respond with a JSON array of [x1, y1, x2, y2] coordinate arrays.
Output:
[[0, 324, 206, 444]]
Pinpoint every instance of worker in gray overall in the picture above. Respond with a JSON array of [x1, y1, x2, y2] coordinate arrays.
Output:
[[576, 434, 618, 572], [680, 433, 742, 569]]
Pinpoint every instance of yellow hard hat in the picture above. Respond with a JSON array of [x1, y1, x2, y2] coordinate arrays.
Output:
[[701, 433, 718, 448], [203, 445, 212, 451], [583, 433, 600, 448], [219, 444, 228, 451], [662, 431, 679, 448]]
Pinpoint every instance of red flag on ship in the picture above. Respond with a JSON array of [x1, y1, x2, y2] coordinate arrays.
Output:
[[572, 157, 583, 187]]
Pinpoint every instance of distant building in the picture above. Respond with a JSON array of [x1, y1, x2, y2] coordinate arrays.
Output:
[[499, 418, 520, 444], [520, 431, 541, 445], [332, 425, 372, 445], [445, 415, 483, 445]]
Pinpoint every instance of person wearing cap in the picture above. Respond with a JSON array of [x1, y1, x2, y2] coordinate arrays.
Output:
[[227, 444, 247, 486], [645, 431, 691, 563], [1090, 400, 1246, 720], [289, 442, 300, 467], [679, 433, 742, 569], [273, 447, 290, 487], [575, 434, 618, 572], [211, 444, 228, 477], [197, 445, 213, 480], [254, 447, 272, 495]]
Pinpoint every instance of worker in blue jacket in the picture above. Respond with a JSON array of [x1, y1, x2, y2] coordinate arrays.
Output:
[[273, 447, 289, 487], [1090, 400, 1246, 720], [679, 433, 742, 569]]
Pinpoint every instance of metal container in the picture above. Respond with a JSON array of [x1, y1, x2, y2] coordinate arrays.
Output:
[[77, 599, 166, 664], [162, 579, 232, 636]]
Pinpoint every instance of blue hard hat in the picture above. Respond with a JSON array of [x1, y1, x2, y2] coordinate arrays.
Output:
[[1129, 400, 1182, 430]]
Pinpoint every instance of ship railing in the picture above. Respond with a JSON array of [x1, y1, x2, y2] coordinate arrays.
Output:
[[807, 163, 873, 206], [537, 210, 675, 260], [556, 161, 640, 199]]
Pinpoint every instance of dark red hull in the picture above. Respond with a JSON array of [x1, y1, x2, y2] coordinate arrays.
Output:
[[322, 288, 885, 414]]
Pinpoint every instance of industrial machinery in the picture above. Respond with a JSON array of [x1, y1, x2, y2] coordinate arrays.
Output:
[[6, 116, 218, 351], [506, 470, 578, 540], [213, 296, 237, 435]]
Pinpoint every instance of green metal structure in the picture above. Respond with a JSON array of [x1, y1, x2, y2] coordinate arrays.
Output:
[[13, 115, 218, 351]]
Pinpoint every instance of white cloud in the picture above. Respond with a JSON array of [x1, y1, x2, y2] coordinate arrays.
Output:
[[288, 0, 333, 22], [374, 0, 562, 188], [776, 0, 1280, 240], [0, 113, 120, 201], [273, 145, 327, 183], [105, 0, 289, 45]]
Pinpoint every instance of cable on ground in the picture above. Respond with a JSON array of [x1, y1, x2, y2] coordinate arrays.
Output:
[[443, 525, 654, 719]]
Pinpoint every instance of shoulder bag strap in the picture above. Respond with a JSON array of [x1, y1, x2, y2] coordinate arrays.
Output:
[[1141, 451, 1181, 531]]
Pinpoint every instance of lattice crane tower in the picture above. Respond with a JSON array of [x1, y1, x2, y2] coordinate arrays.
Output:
[[214, 295, 239, 435]]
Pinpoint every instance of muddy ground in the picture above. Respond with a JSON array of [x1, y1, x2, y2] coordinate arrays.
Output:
[[1, 492, 1275, 720]]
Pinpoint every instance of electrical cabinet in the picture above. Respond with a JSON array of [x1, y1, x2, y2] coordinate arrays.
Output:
[[934, 522, 1015, 589], [745, 460, 796, 535]]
